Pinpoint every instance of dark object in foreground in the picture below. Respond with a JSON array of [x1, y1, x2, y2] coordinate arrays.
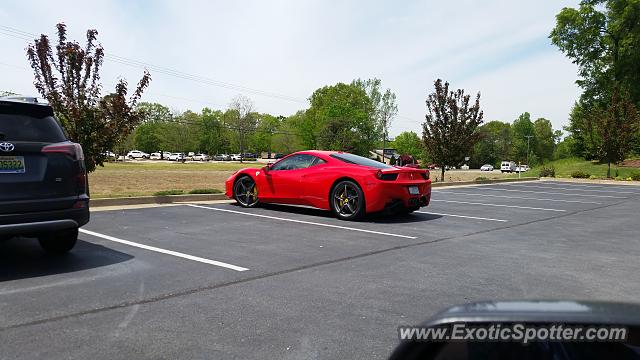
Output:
[[389, 300, 640, 360], [0, 97, 89, 253]]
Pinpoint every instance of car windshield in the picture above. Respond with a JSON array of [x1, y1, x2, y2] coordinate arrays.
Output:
[[330, 153, 394, 169]]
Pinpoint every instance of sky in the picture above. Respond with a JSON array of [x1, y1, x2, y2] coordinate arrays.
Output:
[[0, 0, 582, 137]]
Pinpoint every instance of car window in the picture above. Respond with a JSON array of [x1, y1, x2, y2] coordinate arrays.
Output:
[[0, 114, 67, 143], [271, 154, 321, 171], [330, 153, 394, 169]]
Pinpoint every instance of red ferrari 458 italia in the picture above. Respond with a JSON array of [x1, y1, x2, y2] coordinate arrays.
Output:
[[225, 150, 432, 220]]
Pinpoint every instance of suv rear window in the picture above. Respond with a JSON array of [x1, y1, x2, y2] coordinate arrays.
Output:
[[0, 114, 67, 143]]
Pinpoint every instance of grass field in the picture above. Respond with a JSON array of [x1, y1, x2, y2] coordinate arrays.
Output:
[[89, 161, 521, 198], [531, 157, 640, 180], [89, 161, 256, 198]]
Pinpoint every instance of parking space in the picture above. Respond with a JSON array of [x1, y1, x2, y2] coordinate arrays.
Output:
[[1, 180, 639, 359]]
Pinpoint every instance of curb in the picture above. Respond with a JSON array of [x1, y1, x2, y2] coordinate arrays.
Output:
[[431, 176, 539, 187], [90, 177, 539, 208], [90, 193, 228, 207]]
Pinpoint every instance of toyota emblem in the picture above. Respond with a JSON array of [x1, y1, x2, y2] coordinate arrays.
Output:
[[0, 142, 15, 152]]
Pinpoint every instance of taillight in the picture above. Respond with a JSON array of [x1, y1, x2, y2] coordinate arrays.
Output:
[[42, 142, 85, 161]]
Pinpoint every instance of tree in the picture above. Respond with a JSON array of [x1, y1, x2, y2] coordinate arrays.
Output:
[[393, 131, 423, 159], [0, 90, 18, 97], [352, 78, 397, 153], [533, 118, 555, 163], [589, 87, 639, 177], [471, 121, 512, 168], [200, 108, 228, 155], [422, 79, 483, 181], [304, 83, 377, 155], [511, 113, 536, 164], [26, 23, 150, 172], [551, 1, 640, 159], [228, 95, 256, 162], [137, 102, 173, 123], [252, 114, 280, 157]]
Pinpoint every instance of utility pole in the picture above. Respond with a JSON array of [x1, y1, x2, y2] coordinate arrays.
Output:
[[524, 135, 534, 165]]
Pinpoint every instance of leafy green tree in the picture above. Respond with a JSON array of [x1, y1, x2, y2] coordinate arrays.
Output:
[[200, 108, 228, 155], [393, 131, 423, 159], [304, 83, 377, 155], [551, 1, 640, 162], [533, 118, 555, 163], [352, 78, 397, 152], [511, 113, 536, 164], [471, 121, 512, 168], [0, 90, 18, 97], [251, 114, 280, 157], [134, 122, 165, 153], [273, 112, 305, 154], [137, 102, 173, 123], [26, 23, 150, 172], [422, 79, 483, 181]]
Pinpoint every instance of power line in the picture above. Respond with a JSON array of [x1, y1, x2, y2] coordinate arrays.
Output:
[[0, 24, 423, 126], [0, 24, 307, 104]]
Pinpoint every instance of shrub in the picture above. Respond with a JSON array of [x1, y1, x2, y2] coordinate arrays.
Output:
[[539, 166, 555, 178], [475, 176, 489, 183], [153, 189, 185, 196], [589, 175, 599, 180], [631, 172, 640, 181], [570, 171, 590, 179], [188, 188, 222, 194]]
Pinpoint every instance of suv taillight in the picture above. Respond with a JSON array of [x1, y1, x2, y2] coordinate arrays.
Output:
[[42, 142, 85, 161]]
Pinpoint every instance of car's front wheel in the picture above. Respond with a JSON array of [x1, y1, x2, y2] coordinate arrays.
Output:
[[38, 228, 78, 254], [330, 180, 365, 220], [233, 176, 259, 208]]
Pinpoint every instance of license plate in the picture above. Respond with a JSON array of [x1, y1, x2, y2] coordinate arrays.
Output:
[[408, 186, 420, 195], [0, 156, 26, 174]]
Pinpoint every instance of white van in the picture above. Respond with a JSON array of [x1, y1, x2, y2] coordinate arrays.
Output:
[[500, 161, 516, 173]]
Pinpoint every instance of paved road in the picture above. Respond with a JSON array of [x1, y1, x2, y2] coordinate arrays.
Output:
[[1, 181, 639, 359]]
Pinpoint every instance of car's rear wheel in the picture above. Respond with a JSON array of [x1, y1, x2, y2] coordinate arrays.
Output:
[[234, 176, 259, 207], [38, 228, 78, 254], [330, 180, 365, 221]]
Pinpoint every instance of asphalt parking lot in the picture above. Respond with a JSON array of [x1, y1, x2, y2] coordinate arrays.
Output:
[[2, 180, 640, 359]]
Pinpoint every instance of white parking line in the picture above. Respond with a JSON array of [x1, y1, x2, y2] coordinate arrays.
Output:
[[79, 228, 249, 272], [431, 199, 566, 212], [436, 191, 602, 204], [501, 183, 640, 194], [187, 204, 417, 239], [415, 211, 508, 222], [476, 187, 626, 199], [541, 181, 639, 190]]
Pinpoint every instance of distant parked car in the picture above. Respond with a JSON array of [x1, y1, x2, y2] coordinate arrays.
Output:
[[149, 152, 162, 159], [192, 153, 209, 161], [500, 161, 516, 173], [127, 150, 149, 160], [168, 153, 185, 161], [274, 153, 285, 159], [515, 164, 530, 173], [102, 151, 116, 159], [242, 152, 258, 159], [480, 164, 494, 171], [214, 154, 230, 161], [230, 154, 242, 161]]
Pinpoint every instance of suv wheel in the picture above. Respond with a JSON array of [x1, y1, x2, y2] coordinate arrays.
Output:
[[38, 228, 78, 253]]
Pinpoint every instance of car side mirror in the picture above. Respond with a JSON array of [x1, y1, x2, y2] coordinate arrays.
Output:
[[262, 164, 271, 174]]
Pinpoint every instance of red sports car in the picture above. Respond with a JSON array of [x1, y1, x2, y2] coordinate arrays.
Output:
[[225, 151, 431, 220]]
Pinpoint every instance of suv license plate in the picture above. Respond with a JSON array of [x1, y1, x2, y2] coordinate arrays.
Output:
[[0, 156, 26, 173], [408, 186, 420, 195]]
